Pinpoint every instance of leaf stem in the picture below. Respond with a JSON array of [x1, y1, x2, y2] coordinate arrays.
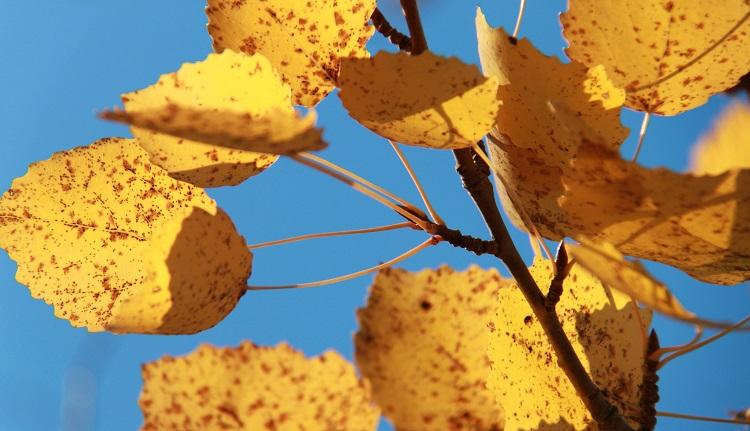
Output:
[[246, 236, 437, 290], [512, 0, 527, 39], [247, 222, 415, 250], [631, 111, 651, 162], [657, 411, 750, 425], [388, 140, 444, 225]]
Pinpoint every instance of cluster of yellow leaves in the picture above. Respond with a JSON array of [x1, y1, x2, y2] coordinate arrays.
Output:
[[0, 139, 251, 334], [141, 263, 652, 430], [140, 342, 380, 430], [477, 9, 750, 285]]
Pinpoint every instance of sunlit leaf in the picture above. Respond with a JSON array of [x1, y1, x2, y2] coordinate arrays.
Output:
[[489, 259, 652, 431], [691, 101, 750, 175], [339, 51, 502, 149], [355, 266, 507, 430], [102, 51, 326, 188], [0, 138, 251, 333], [560, 0, 750, 115], [207, 0, 376, 107], [140, 342, 380, 430], [568, 239, 696, 324], [477, 10, 750, 285]]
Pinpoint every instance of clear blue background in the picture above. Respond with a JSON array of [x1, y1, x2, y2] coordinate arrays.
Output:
[[0, 1, 748, 430]]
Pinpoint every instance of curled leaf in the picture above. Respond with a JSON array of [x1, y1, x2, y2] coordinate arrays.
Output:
[[691, 101, 750, 175], [567, 239, 696, 324], [489, 259, 652, 431], [140, 342, 380, 430], [339, 51, 502, 149], [477, 10, 750, 285], [561, 0, 750, 115], [207, 0, 376, 106], [102, 51, 326, 188], [355, 266, 507, 431], [0, 138, 251, 334]]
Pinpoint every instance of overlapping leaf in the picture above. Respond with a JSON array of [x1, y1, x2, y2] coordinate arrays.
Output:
[[355, 266, 507, 431], [561, 0, 750, 115], [0, 138, 251, 333], [339, 51, 502, 149], [477, 10, 750, 285], [691, 101, 750, 175], [207, 0, 376, 107], [568, 239, 696, 323], [489, 259, 652, 431], [140, 342, 380, 430], [102, 51, 325, 188]]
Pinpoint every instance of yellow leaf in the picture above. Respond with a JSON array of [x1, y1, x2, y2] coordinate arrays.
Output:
[[102, 51, 326, 188], [140, 342, 380, 431], [0, 138, 251, 334], [489, 259, 652, 431], [207, 0, 376, 107], [355, 266, 507, 430], [568, 239, 696, 324], [477, 10, 750, 285], [339, 51, 502, 149], [691, 101, 750, 175], [561, 0, 750, 115]]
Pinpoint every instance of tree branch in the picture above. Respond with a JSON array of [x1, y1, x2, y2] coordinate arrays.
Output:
[[397, 3, 634, 429], [371, 8, 412, 52]]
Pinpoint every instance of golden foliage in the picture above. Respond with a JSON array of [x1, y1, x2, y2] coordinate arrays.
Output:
[[691, 101, 750, 175], [355, 266, 507, 430], [489, 259, 651, 431], [561, 0, 750, 115], [0, 138, 251, 333], [207, 0, 376, 107], [339, 51, 502, 149], [102, 51, 326, 188], [477, 10, 750, 285], [140, 342, 380, 430], [568, 239, 696, 323]]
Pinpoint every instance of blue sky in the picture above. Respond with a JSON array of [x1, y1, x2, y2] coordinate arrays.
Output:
[[0, 1, 748, 430]]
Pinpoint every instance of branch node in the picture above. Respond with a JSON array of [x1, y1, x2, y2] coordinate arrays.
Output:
[[371, 8, 413, 52]]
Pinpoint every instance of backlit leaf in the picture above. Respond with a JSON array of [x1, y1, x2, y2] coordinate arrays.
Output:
[[477, 10, 750, 285], [102, 51, 326, 188], [568, 239, 696, 324], [207, 0, 376, 107], [355, 266, 507, 430], [489, 259, 652, 431], [0, 138, 251, 333], [691, 101, 750, 175], [561, 0, 750, 115], [339, 51, 502, 149], [140, 342, 380, 430]]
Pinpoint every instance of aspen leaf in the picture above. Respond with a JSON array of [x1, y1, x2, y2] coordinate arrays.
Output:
[[691, 101, 750, 175], [102, 51, 326, 188], [489, 259, 652, 431], [0, 138, 251, 334], [477, 11, 750, 285], [561, 0, 750, 115], [355, 266, 507, 431], [206, 0, 376, 107], [140, 342, 380, 431], [339, 51, 502, 149], [567, 239, 697, 324]]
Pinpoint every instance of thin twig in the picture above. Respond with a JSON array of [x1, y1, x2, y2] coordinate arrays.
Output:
[[246, 236, 437, 290], [631, 112, 651, 162], [388, 140, 444, 224], [371, 8, 412, 52], [657, 411, 750, 425], [288, 154, 428, 230], [424, 222, 500, 257], [658, 313, 750, 370], [247, 222, 415, 250]]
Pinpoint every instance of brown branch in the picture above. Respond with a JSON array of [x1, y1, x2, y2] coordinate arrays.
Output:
[[424, 222, 500, 257], [545, 242, 568, 310], [371, 8, 412, 52], [639, 331, 660, 431], [453, 146, 635, 431], [397, 2, 634, 429]]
